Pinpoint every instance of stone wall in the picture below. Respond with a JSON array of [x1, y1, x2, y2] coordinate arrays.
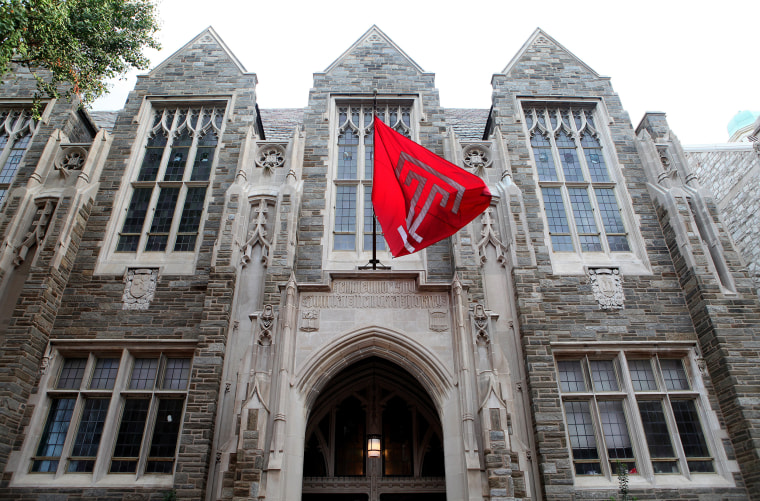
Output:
[[685, 145, 760, 296]]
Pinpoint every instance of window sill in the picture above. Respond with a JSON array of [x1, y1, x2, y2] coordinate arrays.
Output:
[[574, 472, 734, 490], [10, 471, 174, 489], [94, 251, 198, 276], [548, 251, 651, 276]]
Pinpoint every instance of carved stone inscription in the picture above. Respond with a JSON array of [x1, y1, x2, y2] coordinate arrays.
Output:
[[300, 280, 448, 310]]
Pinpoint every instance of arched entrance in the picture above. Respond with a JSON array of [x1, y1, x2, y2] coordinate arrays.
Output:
[[301, 357, 446, 501]]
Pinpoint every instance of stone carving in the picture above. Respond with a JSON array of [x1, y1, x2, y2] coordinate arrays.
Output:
[[242, 198, 274, 267], [477, 208, 508, 265], [301, 280, 448, 310], [255, 145, 285, 173], [429, 310, 448, 332], [122, 268, 159, 310], [258, 304, 274, 345], [473, 304, 489, 343], [300, 310, 319, 332], [462, 144, 492, 174], [588, 268, 624, 310], [14, 198, 57, 266], [54, 145, 88, 177]]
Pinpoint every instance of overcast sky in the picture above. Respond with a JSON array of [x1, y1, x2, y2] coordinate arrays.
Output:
[[91, 0, 758, 145]]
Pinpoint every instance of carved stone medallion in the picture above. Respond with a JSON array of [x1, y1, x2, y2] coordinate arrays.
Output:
[[123, 268, 158, 310], [429, 310, 448, 332], [588, 268, 624, 310], [462, 144, 492, 172], [255, 145, 286, 172], [300, 310, 319, 332]]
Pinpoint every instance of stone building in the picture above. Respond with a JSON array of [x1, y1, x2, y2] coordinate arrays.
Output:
[[682, 114, 760, 298], [1, 25, 759, 501]]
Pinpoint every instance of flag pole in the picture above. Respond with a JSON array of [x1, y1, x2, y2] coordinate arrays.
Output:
[[360, 89, 388, 271]]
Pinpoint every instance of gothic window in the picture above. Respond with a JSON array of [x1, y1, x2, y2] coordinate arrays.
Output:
[[332, 103, 411, 253], [116, 105, 224, 255], [524, 104, 631, 256], [557, 352, 716, 482], [28, 351, 191, 480], [0, 108, 39, 209]]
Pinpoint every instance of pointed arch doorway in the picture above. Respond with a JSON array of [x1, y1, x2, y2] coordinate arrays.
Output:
[[302, 357, 446, 501]]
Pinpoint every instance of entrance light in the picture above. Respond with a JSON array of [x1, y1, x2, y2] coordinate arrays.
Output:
[[368, 435, 381, 458]]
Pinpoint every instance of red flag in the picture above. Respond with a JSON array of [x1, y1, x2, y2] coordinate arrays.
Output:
[[372, 117, 491, 257]]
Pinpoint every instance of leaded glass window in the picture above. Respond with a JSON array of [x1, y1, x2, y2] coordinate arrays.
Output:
[[117, 104, 225, 254], [524, 104, 630, 254], [556, 352, 715, 482], [30, 351, 191, 479], [0, 108, 39, 209], [332, 103, 411, 252]]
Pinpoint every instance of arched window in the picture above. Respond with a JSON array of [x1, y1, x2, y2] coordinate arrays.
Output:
[[302, 357, 445, 500]]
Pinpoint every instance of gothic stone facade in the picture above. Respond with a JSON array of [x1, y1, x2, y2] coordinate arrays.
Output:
[[0, 26, 759, 501]]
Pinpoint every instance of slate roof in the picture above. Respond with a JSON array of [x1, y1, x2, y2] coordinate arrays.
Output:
[[89, 111, 119, 132], [443, 109, 490, 142], [88, 108, 490, 142], [259, 108, 304, 141]]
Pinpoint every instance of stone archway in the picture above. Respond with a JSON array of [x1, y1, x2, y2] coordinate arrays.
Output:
[[301, 357, 446, 501]]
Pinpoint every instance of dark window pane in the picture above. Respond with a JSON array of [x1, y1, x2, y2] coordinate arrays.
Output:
[[671, 400, 711, 461], [174, 187, 206, 251], [90, 358, 119, 390], [117, 188, 153, 252], [32, 398, 76, 472], [191, 139, 215, 181], [594, 188, 630, 252], [638, 400, 676, 459], [137, 133, 167, 182], [68, 398, 109, 472], [568, 188, 601, 252], [383, 397, 413, 476], [598, 400, 634, 462], [335, 186, 356, 250], [57, 358, 87, 389], [145, 188, 179, 251], [303, 432, 327, 477], [0, 132, 31, 183], [334, 396, 365, 476], [581, 134, 610, 182], [146, 398, 184, 473], [110, 398, 150, 473], [162, 358, 191, 390]]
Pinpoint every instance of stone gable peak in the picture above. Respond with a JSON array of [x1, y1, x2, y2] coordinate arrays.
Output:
[[322, 25, 426, 76], [500, 27, 600, 79], [149, 26, 253, 79]]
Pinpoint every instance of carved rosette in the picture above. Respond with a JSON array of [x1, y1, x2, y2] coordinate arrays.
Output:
[[588, 268, 624, 310], [122, 268, 159, 310], [55, 145, 88, 177], [462, 144, 492, 175], [255, 144, 286, 173]]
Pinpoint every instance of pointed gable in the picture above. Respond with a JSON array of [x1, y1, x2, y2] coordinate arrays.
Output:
[[500, 28, 600, 80], [322, 25, 426, 76], [149, 26, 254, 80]]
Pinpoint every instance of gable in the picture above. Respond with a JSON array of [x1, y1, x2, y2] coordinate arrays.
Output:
[[323, 25, 426, 76], [500, 28, 600, 80], [149, 26, 253, 80]]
